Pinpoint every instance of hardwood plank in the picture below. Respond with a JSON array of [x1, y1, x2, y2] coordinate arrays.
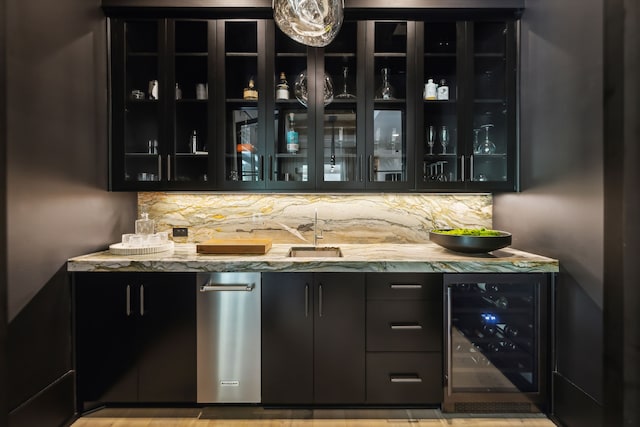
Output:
[[73, 416, 557, 427]]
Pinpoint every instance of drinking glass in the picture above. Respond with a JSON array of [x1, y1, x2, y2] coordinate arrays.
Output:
[[335, 66, 356, 99], [472, 129, 481, 154], [426, 125, 435, 155], [478, 124, 496, 154], [440, 125, 450, 154]]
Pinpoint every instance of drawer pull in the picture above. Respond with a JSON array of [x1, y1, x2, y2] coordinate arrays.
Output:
[[390, 375, 423, 383], [200, 283, 255, 292], [390, 284, 423, 289], [390, 323, 422, 330]]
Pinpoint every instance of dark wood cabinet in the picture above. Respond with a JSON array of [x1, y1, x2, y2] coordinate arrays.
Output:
[[415, 20, 518, 191], [74, 272, 196, 410], [261, 272, 366, 404], [365, 273, 443, 404], [107, 13, 518, 193], [110, 18, 216, 191]]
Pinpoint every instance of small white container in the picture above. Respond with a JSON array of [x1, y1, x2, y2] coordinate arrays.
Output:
[[424, 79, 438, 100]]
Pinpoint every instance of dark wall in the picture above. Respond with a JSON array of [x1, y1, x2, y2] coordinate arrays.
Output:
[[5, 0, 136, 424], [1, 0, 8, 423], [493, 0, 604, 425], [602, 0, 640, 425]]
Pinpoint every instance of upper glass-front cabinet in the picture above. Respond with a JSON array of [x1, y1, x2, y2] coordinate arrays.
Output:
[[318, 21, 362, 190], [170, 20, 212, 186], [267, 23, 315, 190], [109, 17, 518, 192], [218, 20, 267, 190], [470, 21, 517, 189], [111, 19, 163, 189], [365, 21, 415, 190], [111, 19, 214, 190], [416, 20, 517, 191]]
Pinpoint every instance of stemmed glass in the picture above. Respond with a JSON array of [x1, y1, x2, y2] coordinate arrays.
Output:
[[335, 66, 356, 99], [472, 128, 481, 154], [440, 125, 450, 154], [426, 125, 435, 155]]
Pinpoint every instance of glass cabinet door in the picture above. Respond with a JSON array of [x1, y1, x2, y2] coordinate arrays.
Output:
[[116, 19, 163, 187], [366, 21, 413, 189], [269, 26, 313, 188], [170, 20, 211, 186], [419, 22, 462, 187], [220, 21, 266, 189], [320, 21, 361, 188], [470, 21, 516, 187]]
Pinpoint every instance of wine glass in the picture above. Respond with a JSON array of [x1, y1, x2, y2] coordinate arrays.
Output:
[[426, 125, 435, 155], [440, 125, 450, 154], [472, 128, 481, 154], [335, 66, 356, 99], [478, 124, 496, 154]]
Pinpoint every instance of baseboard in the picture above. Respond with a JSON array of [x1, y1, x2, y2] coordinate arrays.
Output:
[[9, 371, 76, 427], [551, 372, 602, 427]]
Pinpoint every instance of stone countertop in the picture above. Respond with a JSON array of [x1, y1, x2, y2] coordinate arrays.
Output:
[[67, 242, 558, 274]]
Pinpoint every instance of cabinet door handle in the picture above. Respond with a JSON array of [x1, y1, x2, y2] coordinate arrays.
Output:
[[305, 283, 309, 318], [140, 284, 145, 316], [358, 155, 363, 182], [167, 154, 172, 181], [269, 155, 273, 181], [260, 155, 265, 181], [446, 286, 452, 392], [390, 375, 422, 383], [390, 323, 423, 330], [125, 285, 131, 316], [469, 155, 474, 182], [390, 284, 423, 290], [368, 155, 374, 182], [318, 283, 323, 317], [460, 155, 465, 182], [200, 283, 255, 292], [158, 155, 162, 181]]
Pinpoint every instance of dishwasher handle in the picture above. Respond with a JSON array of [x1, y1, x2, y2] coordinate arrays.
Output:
[[200, 283, 255, 292]]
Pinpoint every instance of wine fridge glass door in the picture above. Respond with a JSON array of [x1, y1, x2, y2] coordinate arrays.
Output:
[[446, 278, 539, 395]]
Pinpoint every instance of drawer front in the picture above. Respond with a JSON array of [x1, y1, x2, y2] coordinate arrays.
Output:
[[366, 352, 442, 404], [366, 273, 442, 301], [367, 300, 442, 352]]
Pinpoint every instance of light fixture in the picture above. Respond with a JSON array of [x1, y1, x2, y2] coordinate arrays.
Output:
[[273, 0, 344, 47]]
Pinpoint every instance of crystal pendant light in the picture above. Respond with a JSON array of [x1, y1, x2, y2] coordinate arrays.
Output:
[[273, 0, 344, 47]]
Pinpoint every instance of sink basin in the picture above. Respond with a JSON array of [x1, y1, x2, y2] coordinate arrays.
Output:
[[287, 246, 343, 258]]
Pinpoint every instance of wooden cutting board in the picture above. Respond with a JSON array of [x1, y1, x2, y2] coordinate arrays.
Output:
[[196, 238, 272, 255]]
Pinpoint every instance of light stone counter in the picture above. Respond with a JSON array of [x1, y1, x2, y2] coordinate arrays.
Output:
[[68, 243, 558, 274]]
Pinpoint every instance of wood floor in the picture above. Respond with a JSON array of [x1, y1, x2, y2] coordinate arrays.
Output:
[[71, 408, 558, 427]]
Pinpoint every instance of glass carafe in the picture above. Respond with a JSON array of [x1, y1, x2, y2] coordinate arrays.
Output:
[[335, 66, 356, 99], [375, 67, 395, 100]]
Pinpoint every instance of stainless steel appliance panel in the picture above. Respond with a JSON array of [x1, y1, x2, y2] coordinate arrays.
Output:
[[196, 272, 261, 403]]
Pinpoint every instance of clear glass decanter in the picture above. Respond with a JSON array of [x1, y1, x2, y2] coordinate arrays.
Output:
[[335, 66, 356, 99], [375, 67, 395, 100], [135, 212, 155, 235]]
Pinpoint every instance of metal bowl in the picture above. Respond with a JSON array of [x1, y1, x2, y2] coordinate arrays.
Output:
[[429, 229, 512, 253]]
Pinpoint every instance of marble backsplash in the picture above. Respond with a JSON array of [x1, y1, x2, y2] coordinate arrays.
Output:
[[138, 193, 493, 244]]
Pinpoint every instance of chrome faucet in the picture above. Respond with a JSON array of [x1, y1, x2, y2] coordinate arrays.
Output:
[[314, 209, 323, 246]]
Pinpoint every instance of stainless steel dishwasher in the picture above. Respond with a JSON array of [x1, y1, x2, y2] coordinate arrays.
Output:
[[196, 272, 261, 403]]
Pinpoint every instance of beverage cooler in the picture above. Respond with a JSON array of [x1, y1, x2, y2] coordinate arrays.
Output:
[[443, 273, 552, 413]]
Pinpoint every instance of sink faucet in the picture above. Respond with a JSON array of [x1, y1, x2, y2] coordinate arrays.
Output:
[[314, 209, 323, 246]]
